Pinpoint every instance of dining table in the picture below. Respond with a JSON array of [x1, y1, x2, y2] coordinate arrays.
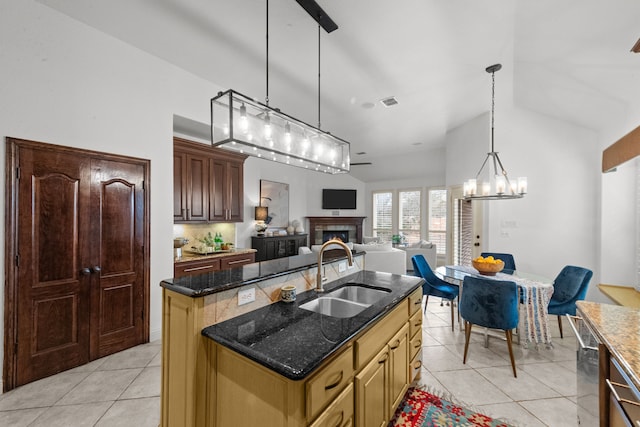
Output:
[[435, 265, 555, 348]]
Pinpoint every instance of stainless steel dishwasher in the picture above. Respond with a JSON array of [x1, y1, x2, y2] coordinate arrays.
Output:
[[568, 314, 600, 426]]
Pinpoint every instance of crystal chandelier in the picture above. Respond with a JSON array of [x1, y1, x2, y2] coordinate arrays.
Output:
[[210, 0, 350, 174], [463, 64, 527, 200]]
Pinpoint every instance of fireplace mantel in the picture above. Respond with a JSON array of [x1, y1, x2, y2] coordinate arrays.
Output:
[[306, 216, 366, 244]]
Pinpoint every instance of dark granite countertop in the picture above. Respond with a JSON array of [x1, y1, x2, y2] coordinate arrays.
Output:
[[161, 251, 365, 297], [202, 270, 424, 380]]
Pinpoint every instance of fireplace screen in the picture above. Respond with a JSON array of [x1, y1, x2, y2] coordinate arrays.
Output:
[[323, 230, 349, 243]]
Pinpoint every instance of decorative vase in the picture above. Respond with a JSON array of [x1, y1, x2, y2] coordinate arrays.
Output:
[[287, 225, 295, 235], [295, 225, 304, 234]]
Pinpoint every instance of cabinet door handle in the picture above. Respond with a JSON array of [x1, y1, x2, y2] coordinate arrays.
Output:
[[414, 320, 422, 328], [184, 265, 215, 272], [389, 339, 401, 350], [413, 360, 422, 369], [330, 411, 344, 427], [606, 379, 640, 407], [378, 353, 389, 364], [414, 298, 422, 306], [91, 266, 101, 274], [324, 371, 344, 390], [81, 268, 91, 275], [227, 258, 252, 265], [413, 339, 422, 348], [565, 314, 598, 351]]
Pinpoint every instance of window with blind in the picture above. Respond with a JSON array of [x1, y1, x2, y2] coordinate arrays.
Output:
[[399, 190, 421, 244], [428, 189, 447, 255], [372, 191, 393, 242]]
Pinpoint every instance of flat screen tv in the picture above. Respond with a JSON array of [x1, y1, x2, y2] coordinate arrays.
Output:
[[322, 189, 357, 210]]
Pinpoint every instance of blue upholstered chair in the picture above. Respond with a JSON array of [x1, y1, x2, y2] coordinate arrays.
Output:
[[460, 276, 520, 377], [412, 254, 459, 331], [480, 252, 516, 273], [548, 265, 593, 338]]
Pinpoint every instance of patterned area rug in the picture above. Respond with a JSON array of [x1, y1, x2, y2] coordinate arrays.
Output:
[[389, 387, 515, 427]]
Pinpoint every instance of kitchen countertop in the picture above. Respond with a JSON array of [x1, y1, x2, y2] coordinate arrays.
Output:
[[174, 248, 256, 263], [202, 270, 423, 380], [162, 250, 365, 297], [577, 301, 640, 391]]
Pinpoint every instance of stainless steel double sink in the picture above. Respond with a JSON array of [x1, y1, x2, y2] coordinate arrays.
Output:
[[299, 284, 390, 318]]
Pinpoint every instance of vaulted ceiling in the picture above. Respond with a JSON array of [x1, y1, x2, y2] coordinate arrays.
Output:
[[39, 0, 640, 181]]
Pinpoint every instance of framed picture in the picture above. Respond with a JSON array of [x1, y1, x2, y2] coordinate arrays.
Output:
[[260, 180, 289, 228]]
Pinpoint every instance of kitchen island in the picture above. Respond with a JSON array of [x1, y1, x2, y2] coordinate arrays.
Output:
[[160, 250, 424, 427], [576, 301, 640, 426]]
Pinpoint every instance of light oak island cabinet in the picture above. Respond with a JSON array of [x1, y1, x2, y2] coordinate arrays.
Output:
[[160, 256, 423, 427], [209, 287, 422, 427]]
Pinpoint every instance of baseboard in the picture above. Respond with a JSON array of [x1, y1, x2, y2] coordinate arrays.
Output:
[[150, 328, 162, 343]]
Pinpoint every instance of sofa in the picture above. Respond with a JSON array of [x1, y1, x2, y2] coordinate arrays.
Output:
[[352, 242, 407, 275], [402, 241, 437, 271]]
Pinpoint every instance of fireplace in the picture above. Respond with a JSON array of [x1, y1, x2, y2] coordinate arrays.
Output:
[[307, 217, 366, 245], [323, 230, 349, 243]]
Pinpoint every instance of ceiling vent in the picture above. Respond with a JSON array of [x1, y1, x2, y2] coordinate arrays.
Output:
[[632, 38, 640, 53], [380, 96, 398, 107]]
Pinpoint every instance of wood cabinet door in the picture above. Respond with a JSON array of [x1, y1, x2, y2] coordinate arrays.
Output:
[[225, 159, 243, 222], [388, 324, 409, 413], [185, 153, 209, 221], [89, 159, 146, 358], [173, 150, 187, 221], [209, 157, 226, 221], [14, 145, 92, 386], [355, 347, 389, 427], [7, 139, 149, 390]]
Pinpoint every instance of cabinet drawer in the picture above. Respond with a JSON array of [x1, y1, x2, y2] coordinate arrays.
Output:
[[409, 310, 422, 339], [309, 383, 354, 427], [307, 346, 354, 421], [408, 287, 423, 316], [174, 258, 221, 278], [409, 350, 422, 383], [355, 302, 406, 370], [220, 253, 255, 270], [410, 329, 422, 360]]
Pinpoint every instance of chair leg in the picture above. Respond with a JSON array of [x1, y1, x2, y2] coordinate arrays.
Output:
[[557, 315, 563, 339], [450, 299, 455, 331], [463, 321, 472, 364], [423, 295, 429, 314], [505, 329, 517, 378]]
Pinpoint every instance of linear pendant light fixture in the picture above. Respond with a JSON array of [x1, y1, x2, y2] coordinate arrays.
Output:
[[463, 64, 527, 200], [210, 0, 350, 174]]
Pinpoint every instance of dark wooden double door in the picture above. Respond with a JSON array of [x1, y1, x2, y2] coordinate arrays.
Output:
[[4, 138, 149, 390]]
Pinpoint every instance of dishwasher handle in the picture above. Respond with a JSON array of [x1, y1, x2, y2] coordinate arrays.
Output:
[[565, 314, 598, 351]]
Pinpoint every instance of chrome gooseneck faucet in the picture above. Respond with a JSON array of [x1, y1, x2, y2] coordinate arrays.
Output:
[[316, 239, 353, 292]]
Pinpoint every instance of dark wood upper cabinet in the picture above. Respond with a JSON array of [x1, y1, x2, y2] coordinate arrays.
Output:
[[174, 137, 246, 223]]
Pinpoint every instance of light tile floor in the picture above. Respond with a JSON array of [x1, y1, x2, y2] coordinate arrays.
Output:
[[0, 299, 579, 426]]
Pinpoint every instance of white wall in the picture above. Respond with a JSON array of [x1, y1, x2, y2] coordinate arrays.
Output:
[[446, 107, 603, 301], [0, 0, 364, 386]]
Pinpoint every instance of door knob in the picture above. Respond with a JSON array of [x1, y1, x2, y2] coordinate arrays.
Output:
[[81, 268, 91, 275], [91, 266, 101, 273]]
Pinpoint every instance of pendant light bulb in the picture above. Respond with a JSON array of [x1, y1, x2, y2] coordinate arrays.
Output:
[[284, 122, 292, 145], [263, 113, 272, 139], [239, 103, 249, 133]]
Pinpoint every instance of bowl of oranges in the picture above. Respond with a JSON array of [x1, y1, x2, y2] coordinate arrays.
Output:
[[472, 255, 504, 276]]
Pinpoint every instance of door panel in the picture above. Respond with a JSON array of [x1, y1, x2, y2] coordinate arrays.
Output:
[[16, 147, 91, 386], [91, 159, 145, 358], [6, 138, 149, 391]]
